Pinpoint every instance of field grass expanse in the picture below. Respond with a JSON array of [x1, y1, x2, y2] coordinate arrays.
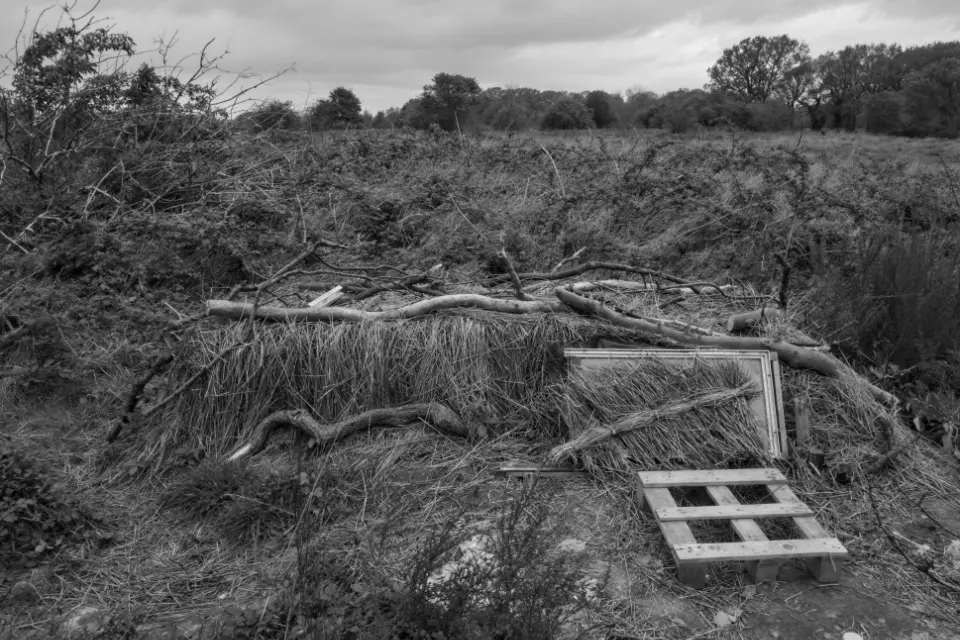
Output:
[[2, 126, 959, 639]]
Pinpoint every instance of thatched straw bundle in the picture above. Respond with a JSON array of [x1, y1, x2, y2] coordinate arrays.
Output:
[[556, 360, 770, 473], [152, 311, 666, 460]]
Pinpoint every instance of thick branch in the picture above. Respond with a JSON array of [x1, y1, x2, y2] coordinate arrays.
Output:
[[727, 308, 783, 333], [483, 261, 692, 287], [227, 403, 478, 461], [207, 294, 565, 322], [555, 287, 898, 407]]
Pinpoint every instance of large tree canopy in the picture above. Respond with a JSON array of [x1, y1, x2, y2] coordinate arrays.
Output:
[[708, 35, 810, 103], [418, 72, 481, 131]]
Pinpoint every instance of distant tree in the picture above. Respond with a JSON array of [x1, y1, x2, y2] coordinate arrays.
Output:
[[708, 35, 810, 103], [242, 99, 300, 131], [541, 97, 593, 130], [309, 87, 363, 129], [584, 90, 618, 127], [811, 44, 903, 131], [902, 57, 960, 137], [418, 73, 481, 131]]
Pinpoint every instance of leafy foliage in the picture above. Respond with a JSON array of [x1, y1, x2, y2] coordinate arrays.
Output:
[[417, 72, 481, 131], [310, 86, 363, 129], [708, 35, 811, 103], [239, 99, 300, 131], [585, 90, 618, 128], [541, 96, 593, 130], [0, 443, 88, 569]]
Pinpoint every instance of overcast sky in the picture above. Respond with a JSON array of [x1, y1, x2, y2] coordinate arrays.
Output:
[[3, 0, 960, 114]]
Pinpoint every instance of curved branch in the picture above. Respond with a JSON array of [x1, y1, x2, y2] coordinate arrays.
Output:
[[207, 294, 566, 323], [227, 403, 479, 461]]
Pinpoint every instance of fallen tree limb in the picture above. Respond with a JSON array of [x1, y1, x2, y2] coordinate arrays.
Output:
[[549, 381, 759, 463], [207, 294, 565, 322], [727, 307, 783, 333], [555, 287, 898, 407], [227, 403, 480, 461], [483, 261, 692, 287], [568, 280, 739, 297]]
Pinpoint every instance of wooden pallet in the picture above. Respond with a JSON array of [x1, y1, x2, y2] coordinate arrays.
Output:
[[636, 468, 847, 589]]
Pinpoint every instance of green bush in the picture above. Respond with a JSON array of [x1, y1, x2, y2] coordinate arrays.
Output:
[[0, 443, 88, 569], [541, 97, 594, 130]]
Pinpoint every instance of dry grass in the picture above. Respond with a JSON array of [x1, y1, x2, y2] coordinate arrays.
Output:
[[558, 360, 767, 473]]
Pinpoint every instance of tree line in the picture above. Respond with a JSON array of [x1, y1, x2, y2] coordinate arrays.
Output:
[[249, 36, 959, 138]]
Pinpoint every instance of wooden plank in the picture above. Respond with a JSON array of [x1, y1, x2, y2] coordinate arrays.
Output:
[[674, 538, 848, 563], [770, 355, 788, 454], [638, 468, 787, 488], [643, 488, 698, 548], [707, 486, 779, 583], [656, 501, 814, 522], [705, 487, 768, 540], [643, 487, 706, 589], [766, 484, 833, 539], [308, 285, 344, 308]]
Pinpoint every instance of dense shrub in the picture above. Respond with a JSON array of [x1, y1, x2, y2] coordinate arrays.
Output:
[[541, 97, 594, 130], [817, 229, 960, 367]]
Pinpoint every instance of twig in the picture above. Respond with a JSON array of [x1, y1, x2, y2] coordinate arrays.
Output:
[[938, 154, 960, 215], [552, 247, 586, 273], [499, 248, 530, 301], [539, 143, 565, 198], [867, 477, 959, 593], [226, 237, 348, 301], [867, 420, 925, 475], [774, 253, 791, 310], [105, 355, 174, 443], [0, 229, 29, 254], [142, 342, 246, 418]]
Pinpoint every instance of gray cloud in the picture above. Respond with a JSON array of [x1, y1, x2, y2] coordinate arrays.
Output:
[[3, 0, 959, 113]]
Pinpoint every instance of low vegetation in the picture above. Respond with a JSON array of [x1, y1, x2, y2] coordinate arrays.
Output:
[[1, 4, 959, 639]]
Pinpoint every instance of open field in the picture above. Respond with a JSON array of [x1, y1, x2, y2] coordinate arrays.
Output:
[[2, 127, 960, 639]]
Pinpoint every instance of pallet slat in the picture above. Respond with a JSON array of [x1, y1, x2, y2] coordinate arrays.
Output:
[[638, 469, 787, 488], [704, 486, 767, 541], [656, 501, 813, 522], [706, 486, 779, 583], [674, 538, 848, 563], [767, 484, 832, 538]]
